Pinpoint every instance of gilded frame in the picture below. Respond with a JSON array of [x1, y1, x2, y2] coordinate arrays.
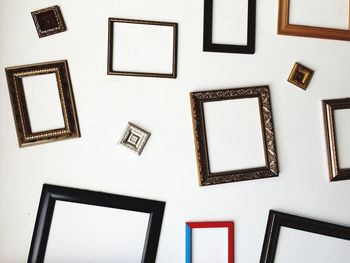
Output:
[[322, 98, 350, 181], [5, 60, 80, 147], [190, 86, 279, 186], [278, 0, 350, 41], [287, 62, 314, 90]]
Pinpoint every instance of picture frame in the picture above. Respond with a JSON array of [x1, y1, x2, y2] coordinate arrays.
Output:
[[28, 184, 166, 263], [190, 86, 279, 186], [278, 0, 350, 41], [5, 60, 80, 147], [120, 122, 151, 155], [260, 210, 350, 263], [322, 98, 350, 181], [31, 5, 66, 38], [186, 221, 234, 263], [287, 62, 314, 90], [203, 0, 256, 54], [107, 18, 178, 78]]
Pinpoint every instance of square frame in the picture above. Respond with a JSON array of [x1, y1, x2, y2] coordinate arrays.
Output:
[[5, 60, 80, 147], [322, 98, 350, 181], [28, 184, 165, 263], [278, 0, 350, 41], [186, 221, 234, 263], [31, 5, 66, 38], [287, 62, 314, 90], [260, 210, 350, 263], [203, 0, 256, 54], [190, 86, 279, 186], [120, 122, 151, 155], [107, 18, 178, 78]]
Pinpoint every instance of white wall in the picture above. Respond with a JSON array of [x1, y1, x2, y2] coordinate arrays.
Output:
[[0, 0, 350, 262]]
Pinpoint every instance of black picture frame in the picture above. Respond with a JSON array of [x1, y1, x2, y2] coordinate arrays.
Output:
[[203, 0, 256, 54], [28, 184, 166, 263], [260, 210, 350, 263]]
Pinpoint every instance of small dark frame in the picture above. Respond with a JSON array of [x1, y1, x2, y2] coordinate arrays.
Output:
[[260, 210, 350, 263], [107, 18, 178, 78], [5, 60, 80, 147], [190, 86, 279, 186], [31, 5, 66, 38], [28, 184, 166, 263], [322, 98, 350, 181], [287, 62, 314, 90], [203, 0, 256, 54]]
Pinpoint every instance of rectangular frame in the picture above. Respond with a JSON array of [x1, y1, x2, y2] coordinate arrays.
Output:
[[278, 0, 350, 41], [260, 210, 350, 263], [190, 86, 279, 186], [203, 0, 256, 54], [5, 60, 80, 147], [322, 98, 350, 181], [186, 221, 234, 263], [28, 184, 165, 263], [107, 18, 178, 78]]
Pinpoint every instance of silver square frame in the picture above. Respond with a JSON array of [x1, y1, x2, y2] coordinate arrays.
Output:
[[120, 122, 151, 155]]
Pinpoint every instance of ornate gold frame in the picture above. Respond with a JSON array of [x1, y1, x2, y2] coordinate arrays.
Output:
[[288, 62, 314, 90]]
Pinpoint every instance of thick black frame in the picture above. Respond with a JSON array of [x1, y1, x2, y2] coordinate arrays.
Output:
[[28, 184, 166, 263], [260, 210, 350, 263], [203, 0, 256, 54]]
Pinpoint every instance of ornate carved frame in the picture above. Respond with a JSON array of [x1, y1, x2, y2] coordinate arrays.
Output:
[[5, 60, 80, 147], [190, 86, 279, 186], [260, 210, 350, 263], [322, 98, 350, 181]]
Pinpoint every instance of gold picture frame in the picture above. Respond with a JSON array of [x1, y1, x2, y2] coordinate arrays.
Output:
[[288, 62, 314, 90]]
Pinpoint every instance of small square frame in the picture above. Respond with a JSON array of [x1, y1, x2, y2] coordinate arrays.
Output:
[[186, 221, 234, 263], [107, 18, 178, 78], [288, 62, 314, 90], [31, 5, 66, 38], [322, 98, 350, 181], [120, 122, 151, 155], [5, 60, 80, 147]]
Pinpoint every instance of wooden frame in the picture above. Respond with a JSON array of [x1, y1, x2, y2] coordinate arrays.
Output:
[[322, 98, 350, 181], [5, 60, 80, 147], [28, 184, 165, 263], [120, 122, 151, 155], [260, 210, 350, 263], [203, 0, 256, 54], [190, 86, 279, 186], [107, 18, 178, 78], [278, 0, 350, 41], [186, 221, 234, 263], [287, 62, 314, 90]]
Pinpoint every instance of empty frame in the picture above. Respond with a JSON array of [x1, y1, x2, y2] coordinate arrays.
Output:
[[5, 61, 80, 147], [190, 86, 279, 186], [278, 0, 350, 41], [203, 0, 256, 54], [323, 98, 350, 181], [28, 184, 165, 263], [107, 18, 178, 78]]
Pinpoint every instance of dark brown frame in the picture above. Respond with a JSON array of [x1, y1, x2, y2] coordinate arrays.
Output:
[[190, 86, 279, 186], [287, 62, 314, 90], [260, 210, 350, 263], [107, 18, 178, 78], [278, 0, 350, 41], [5, 60, 80, 147], [322, 98, 350, 181]]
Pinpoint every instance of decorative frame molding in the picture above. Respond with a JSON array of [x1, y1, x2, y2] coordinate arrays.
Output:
[[5, 60, 80, 147], [186, 221, 234, 263], [107, 18, 178, 78], [287, 62, 314, 90], [190, 86, 279, 186], [203, 0, 256, 54], [322, 98, 350, 181], [260, 210, 350, 263], [28, 184, 166, 263], [120, 122, 151, 155], [278, 0, 350, 41]]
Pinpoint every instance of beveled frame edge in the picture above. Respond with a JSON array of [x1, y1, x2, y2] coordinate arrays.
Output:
[[31, 5, 66, 38], [322, 98, 350, 181], [203, 0, 256, 54], [28, 184, 166, 263], [190, 86, 279, 186], [107, 18, 178, 78], [120, 122, 151, 155], [5, 60, 80, 147], [278, 0, 350, 41], [185, 221, 234, 263], [260, 210, 350, 263], [287, 62, 314, 90]]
